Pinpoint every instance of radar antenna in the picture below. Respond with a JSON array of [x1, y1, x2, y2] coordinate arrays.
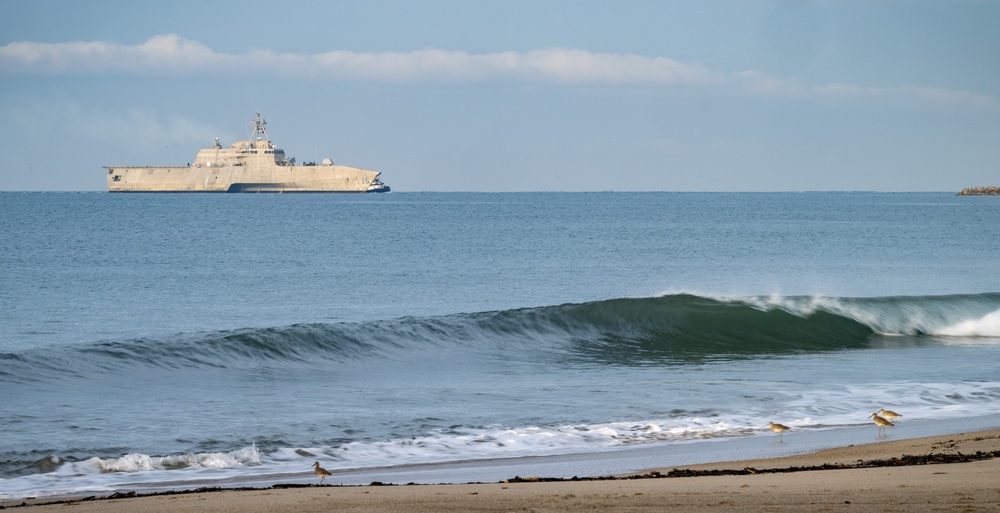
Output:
[[249, 112, 268, 141]]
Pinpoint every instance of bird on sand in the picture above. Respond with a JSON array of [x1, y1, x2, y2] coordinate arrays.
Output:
[[878, 408, 902, 421], [768, 421, 791, 441], [868, 412, 894, 436], [312, 461, 331, 484]]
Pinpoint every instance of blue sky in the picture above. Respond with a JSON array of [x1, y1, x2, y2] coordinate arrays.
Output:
[[1, 0, 997, 191]]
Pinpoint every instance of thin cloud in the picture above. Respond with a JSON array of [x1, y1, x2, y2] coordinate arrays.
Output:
[[0, 35, 807, 102], [813, 83, 998, 110], [0, 35, 220, 74], [2, 34, 994, 109], [0, 35, 718, 85], [304, 47, 720, 85], [7, 97, 220, 150]]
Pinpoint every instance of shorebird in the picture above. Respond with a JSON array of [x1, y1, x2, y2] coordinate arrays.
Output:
[[312, 461, 331, 484], [868, 412, 894, 436], [768, 421, 791, 441], [878, 408, 902, 421]]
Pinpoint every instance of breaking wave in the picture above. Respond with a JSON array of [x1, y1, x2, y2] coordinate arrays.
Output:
[[91, 445, 261, 473], [2, 293, 998, 382]]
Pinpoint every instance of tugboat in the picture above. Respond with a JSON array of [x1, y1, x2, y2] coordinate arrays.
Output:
[[367, 177, 390, 192], [106, 113, 389, 193]]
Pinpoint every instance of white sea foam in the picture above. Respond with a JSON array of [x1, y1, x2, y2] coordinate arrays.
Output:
[[93, 444, 260, 472], [725, 294, 1000, 338], [271, 382, 1000, 473], [4, 382, 1000, 501], [937, 309, 1000, 337]]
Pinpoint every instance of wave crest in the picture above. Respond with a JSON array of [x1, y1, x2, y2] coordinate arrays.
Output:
[[92, 445, 260, 473], [4, 293, 998, 381]]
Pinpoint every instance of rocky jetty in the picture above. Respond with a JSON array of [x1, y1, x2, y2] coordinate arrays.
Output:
[[959, 186, 999, 196]]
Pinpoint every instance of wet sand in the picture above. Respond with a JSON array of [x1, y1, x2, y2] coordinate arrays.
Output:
[[7, 429, 1000, 512]]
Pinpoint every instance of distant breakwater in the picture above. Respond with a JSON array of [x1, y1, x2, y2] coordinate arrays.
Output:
[[958, 186, 999, 196]]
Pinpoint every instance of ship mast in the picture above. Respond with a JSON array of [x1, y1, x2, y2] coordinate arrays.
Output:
[[249, 112, 269, 141]]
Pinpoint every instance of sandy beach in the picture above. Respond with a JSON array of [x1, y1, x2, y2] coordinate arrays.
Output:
[[7, 429, 999, 513]]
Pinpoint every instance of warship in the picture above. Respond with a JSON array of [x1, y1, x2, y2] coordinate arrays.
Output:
[[106, 113, 389, 193]]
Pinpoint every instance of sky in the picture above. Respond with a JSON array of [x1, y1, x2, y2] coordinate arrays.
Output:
[[1, 0, 997, 192]]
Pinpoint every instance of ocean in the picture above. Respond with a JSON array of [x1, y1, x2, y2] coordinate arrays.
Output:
[[2, 191, 999, 499]]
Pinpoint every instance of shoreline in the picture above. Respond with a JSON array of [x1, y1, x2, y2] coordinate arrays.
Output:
[[7, 428, 1000, 512]]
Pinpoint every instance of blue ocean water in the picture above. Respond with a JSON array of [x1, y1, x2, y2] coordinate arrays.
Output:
[[1, 191, 999, 499]]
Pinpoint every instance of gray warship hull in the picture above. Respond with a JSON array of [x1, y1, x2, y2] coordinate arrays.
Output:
[[106, 113, 389, 193]]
